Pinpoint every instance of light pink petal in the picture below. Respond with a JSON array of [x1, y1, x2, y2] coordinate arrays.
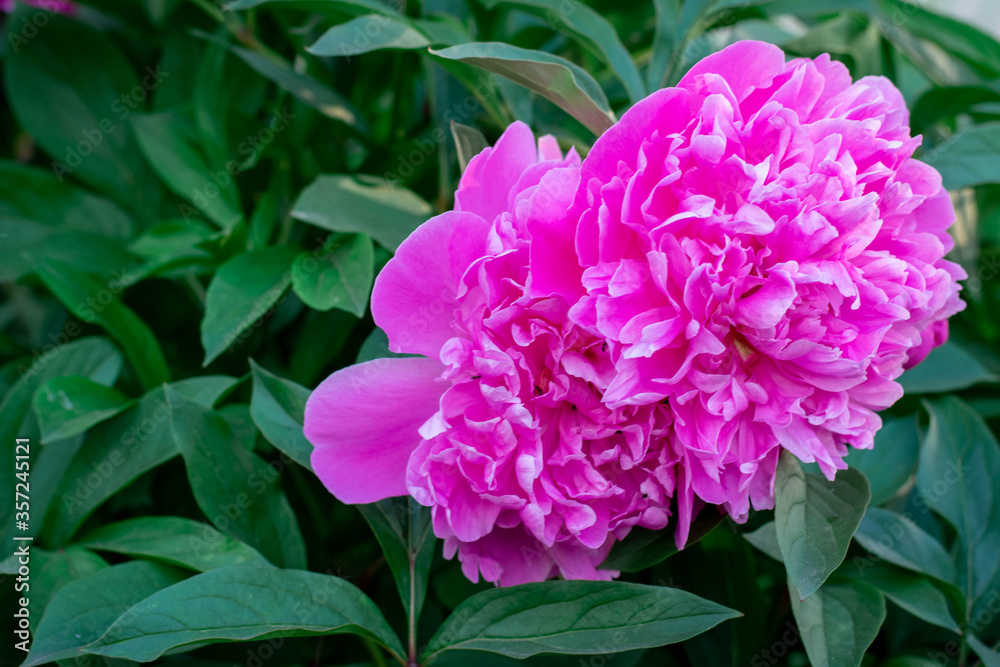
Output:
[[371, 211, 490, 358], [305, 357, 445, 504]]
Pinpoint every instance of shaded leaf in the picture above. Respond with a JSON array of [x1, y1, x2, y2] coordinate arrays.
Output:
[[899, 340, 999, 392], [845, 414, 920, 506], [308, 14, 430, 56], [84, 566, 406, 663], [789, 579, 885, 667], [291, 234, 374, 316], [32, 376, 132, 444], [248, 360, 313, 470]]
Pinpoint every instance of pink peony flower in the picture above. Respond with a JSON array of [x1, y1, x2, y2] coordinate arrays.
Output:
[[305, 41, 965, 586], [529, 40, 965, 543]]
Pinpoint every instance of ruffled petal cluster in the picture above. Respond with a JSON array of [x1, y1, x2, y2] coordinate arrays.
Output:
[[304, 41, 965, 586]]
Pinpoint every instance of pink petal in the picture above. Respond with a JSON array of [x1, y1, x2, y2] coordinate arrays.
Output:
[[679, 40, 786, 103], [305, 357, 445, 504], [371, 211, 490, 358], [456, 121, 538, 222]]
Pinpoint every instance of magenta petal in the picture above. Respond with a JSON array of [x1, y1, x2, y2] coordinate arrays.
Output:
[[371, 211, 490, 358], [305, 357, 445, 504], [678, 40, 786, 102], [456, 121, 538, 222]]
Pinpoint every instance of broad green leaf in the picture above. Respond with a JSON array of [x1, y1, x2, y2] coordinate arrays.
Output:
[[2, 9, 165, 219], [128, 219, 216, 264], [600, 510, 725, 572], [422, 580, 740, 660], [0, 161, 132, 237], [430, 43, 615, 136], [23, 547, 109, 631], [899, 341, 1000, 393], [32, 376, 133, 443], [0, 162, 136, 279], [356, 327, 412, 364], [775, 452, 871, 598], [846, 562, 960, 633], [911, 86, 1000, 131], [921, 123, 1000, 190], [132, 111, 243, 230], [200, 246, 299, 365], [33, 259, 170, 391], [77, 516, 271, 571], [451, 121, 489, 171], [845, 415, 920, 506], [308, 14, 430, 56], [84, 566, 406, 663], [41, 386, 182, 544], [166, 387, 307, 569], [479, 0, 645, 103], [854, 507, 955, 585], [743, 521, 783, 562], [0, 338, 123, 558], [248, 360, 313, 470], [918, 397, 1000, 624], [357, 498, 435, 627], [24, 561, 187, 667], [167, 375, 241, 408], [292, 174, 431, 251], [969, 636, 1000, 667], [291, 234, 374, 316], [789, 579, 885, 667]]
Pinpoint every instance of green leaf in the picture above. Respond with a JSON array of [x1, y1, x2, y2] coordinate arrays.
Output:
[[743, 521, 783, 562], [24, 561, 187, 667], [248, 360, 313, 470], [0, 338, 123, 557], [308, 14, 430, 56], [8, 547, 108, 630], [845, 414, 920, 506], [200, 246, 299, 366], [33, 259, 170, 390], [854, 507, 956, 585], [84, 566, 406, 663], [198, 33, 367, 133], [429, 42, 615, 136], [479, 0, 645, 104], [32, 375, 133, 444], [357, 498, 435, 627], [292, 174, 432, 251], [647, 0, 680, 90], [450, 121, 489, 172], [2, 8, 165, 219], [775, 452, 871, 598], [845, 562, 960, 633], [899, 340, 1000, 392], [789, 579, 885, 667], [291, 234, 375, 316], [923, 122, 1000, 190], [875, 0, 1000, 78], [918, 397, 1000, 624], [77, 516, 272, 571], [422, 580, 740, 660], [165, 387, 307, 569], [41, 386, 181, 544], [356, 327, 413, 364], [132, 111, 243, 230], [169, 375, 242, 408], [911, 86, 1000, 132], [225, 0, 396, 11], [600, 510, 725, 572], [969, 635, 1000, 667]]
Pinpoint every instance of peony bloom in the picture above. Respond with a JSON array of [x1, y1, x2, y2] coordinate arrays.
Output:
[[529, 40, 965, 543], [305, 41, 965, 586]]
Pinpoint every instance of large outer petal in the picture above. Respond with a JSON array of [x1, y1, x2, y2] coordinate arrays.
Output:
[[371, 210, 490, 358], [305, 357, 445, 504], [678, 40, 786, 102]]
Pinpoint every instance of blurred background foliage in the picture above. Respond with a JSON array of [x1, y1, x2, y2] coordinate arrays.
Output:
[[2, 0, 1000, 665]]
